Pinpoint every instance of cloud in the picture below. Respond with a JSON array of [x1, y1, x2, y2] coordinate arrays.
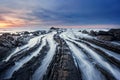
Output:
[[0, 0, 120, 28], [31, 7, 120, 25]]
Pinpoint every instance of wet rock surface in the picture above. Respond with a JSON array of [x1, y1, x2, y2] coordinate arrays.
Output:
[[0, 33, 30, 61], [88, 29, 120, 41], [0, 30, 47, 61], [43, 36, 81, 80], [97, 35, 113, 41], [0, 28, 120, 80], [0, 36, 44, 74], [82, 38, 120, 54], [9, 41, 50, 80]]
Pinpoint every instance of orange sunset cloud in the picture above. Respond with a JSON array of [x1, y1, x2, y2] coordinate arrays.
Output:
[[0, 20, 25, 28], [0, 14, 34, 28], [0, 21, 13, 28]]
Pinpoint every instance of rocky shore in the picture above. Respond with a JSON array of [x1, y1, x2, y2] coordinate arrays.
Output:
[[0, 28, 120, 80], [9, 40, 50, 80], [81, 29, 120, 41], [43, 35, 81, 80], [0, 30, 46, 61]]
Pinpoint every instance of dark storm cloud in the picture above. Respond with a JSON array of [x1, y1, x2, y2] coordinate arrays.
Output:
[[29, 0, 120, 25]]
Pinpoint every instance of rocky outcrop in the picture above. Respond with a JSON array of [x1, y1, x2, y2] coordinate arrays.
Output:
[[82, 30, 89, 34], [0, 33, 31, 61], [49, 27, 67, 34], [97, 35, 113, 41], [83, 29, 120, 41], [10, 41, 50, 80], [32, 30, 46, 36], [89, 30, 97, 36], [43, 36, 81, 80], [82, 38, 120, 54], [0, 36, 44, 73], [0, 30, 47, 61], [0, 46, 12, 61], [0, 33, 15, 61], [0, 33, 15, 48], [94, 30, 115, 41], [108, 29, 120, 41]]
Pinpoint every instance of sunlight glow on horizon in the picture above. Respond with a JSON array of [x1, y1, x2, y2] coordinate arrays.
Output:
[[0, 21, 13, 28]]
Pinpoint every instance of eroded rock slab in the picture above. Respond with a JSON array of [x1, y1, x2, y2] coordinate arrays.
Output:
[[43, 36, 81, 80]]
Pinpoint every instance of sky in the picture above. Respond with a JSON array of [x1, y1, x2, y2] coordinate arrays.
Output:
[[0, 0, 120, 28]]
